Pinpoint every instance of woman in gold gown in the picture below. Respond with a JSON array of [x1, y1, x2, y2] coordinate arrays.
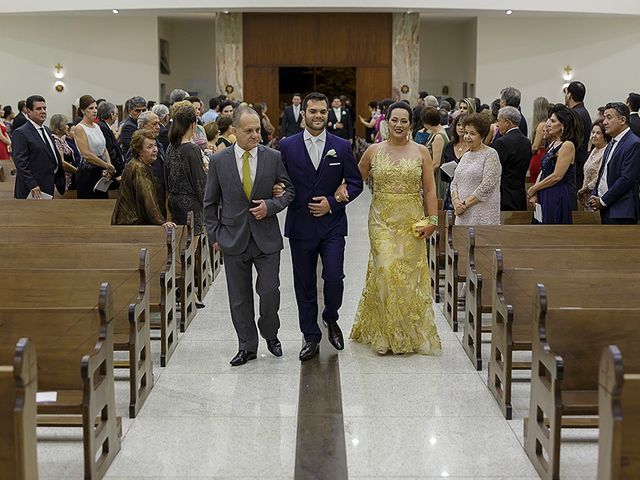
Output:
[[349, 102, 442, 355]]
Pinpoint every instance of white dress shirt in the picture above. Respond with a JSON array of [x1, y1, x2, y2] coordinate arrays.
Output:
[[597, 127, 630, 202], [234, 143, 258, 185], [293, 105, 300, 122], [303, 128, 326, 170], [333, 108, 342, 123], [28, 117, 58, 172]]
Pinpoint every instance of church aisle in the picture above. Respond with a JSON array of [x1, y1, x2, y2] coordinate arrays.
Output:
[[35, 188, 598, 479]]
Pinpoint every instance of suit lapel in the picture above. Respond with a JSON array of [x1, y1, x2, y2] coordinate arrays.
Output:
[[298, 133, 317, 173], [226, 148, 244, 193], [315, 134, 332, 179], [27, 122, 56, 162]]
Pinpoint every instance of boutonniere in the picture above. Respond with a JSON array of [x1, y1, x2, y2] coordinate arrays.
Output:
[[325, 149, 337, 158]]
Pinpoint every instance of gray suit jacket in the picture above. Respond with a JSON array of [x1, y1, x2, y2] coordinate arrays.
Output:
[[204, 144, 295, 255]]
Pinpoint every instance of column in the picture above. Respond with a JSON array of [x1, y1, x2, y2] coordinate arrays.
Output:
[[392, 12, 420, 103], [215, 13, 243, 100]]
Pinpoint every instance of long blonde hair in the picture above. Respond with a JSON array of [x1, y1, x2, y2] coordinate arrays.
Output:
[[531, 97, 549, 140]]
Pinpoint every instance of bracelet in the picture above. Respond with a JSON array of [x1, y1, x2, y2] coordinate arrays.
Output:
[[426, 215, 438, 226]]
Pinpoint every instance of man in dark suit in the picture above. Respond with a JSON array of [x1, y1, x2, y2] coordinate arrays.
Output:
[[281, 93, 303, 138], [97, 101, 125, 178], [493, 106, 532, 211], [564, 81, 592, 195], [500, 87, 528, 137], [12, 95, 65, 199], [626, 92, 640, 138], [279, 92, 363, 361], [11, 100, 28, 131], [327, 96, 354, 144], [119, 96, 147, 154], [589, 102, 640, 224]]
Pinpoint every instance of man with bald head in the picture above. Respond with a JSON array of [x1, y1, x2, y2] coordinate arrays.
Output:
[[204, 106, 295, 366]]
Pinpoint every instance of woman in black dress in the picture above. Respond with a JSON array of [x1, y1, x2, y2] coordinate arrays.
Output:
[[165, 103, 206, 235]]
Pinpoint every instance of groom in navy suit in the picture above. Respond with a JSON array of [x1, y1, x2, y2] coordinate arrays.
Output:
[[279, 92, 364, 361], [589, 102, 640, 224]]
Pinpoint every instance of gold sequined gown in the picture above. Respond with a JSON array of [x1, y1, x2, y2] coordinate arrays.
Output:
[[350, 149, 442, 355]]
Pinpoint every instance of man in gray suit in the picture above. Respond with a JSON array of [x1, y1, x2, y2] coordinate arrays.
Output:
[[204, 106, 295, 366]]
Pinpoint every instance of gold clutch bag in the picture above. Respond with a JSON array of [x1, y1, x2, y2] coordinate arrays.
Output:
[[412, 216, 438, 238]]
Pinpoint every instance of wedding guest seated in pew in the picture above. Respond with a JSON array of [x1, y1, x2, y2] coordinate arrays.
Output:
[[588, 102, 640, 224], [112, 129, 176, 229], [527, 104, 581, 224], [450, 113, 501, 225]]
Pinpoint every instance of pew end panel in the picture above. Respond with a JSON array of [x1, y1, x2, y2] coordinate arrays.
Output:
[[428, 230, 440, 303], [177, 212, 197, 332], [463, 228, 486, 370], [80, 283, 122, 479], [158, 227, 178, 367], [0, 338, 38, 480], [443, 211, 462, 331], [598, 345, 640, 480]]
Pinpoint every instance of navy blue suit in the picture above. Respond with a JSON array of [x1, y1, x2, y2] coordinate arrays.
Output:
[[593, 129, 640, 223], [280, 131, 363, 342], [12, 121, 65, 199]]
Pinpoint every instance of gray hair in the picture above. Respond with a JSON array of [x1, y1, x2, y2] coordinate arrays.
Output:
[[152, 103, 169, 120], [49, 113, 69, 136], [125, 96, 146, 113], [137, 110, 156, 128], [232, 105, 260, 126], [169, 88, 189, 104], [97, 101, 117, 121], [424, 95, 439, 108], [497, 106, 521, 126], [500, 87, 521, 108]]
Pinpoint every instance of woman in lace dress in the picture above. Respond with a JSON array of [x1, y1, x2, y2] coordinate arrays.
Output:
[[450, 113, 502, 225], [350, 102, 442, 356], [577, 120, 609, 207]]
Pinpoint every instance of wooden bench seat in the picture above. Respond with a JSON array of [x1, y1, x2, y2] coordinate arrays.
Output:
[[0, 238, 177, 367], [0, 338, 38, 480], [523, 284, 640, 480], [0, 250, 152, 418], [488, 251, 640, 419], [464, 241, 640, 371], [444, 218, 638, 331], [428, 210, 599, 304], [598, 345, 640, 480], [0, 284, 121, 479]]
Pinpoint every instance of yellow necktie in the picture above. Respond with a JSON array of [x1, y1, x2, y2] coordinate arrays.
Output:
[[242, 151, 252, 199]]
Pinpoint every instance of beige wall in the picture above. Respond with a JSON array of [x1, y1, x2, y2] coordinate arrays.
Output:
[[419, 18, 477, 101], [476, 15, 640, 128], [158, 17, 217, 104], [0, 15, 159, 120]]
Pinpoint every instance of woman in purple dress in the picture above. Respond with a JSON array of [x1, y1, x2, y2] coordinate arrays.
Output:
[[527, 105, 582, 224]]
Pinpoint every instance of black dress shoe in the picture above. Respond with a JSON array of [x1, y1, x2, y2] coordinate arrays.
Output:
[[195, 301, 206, 309], [266, 338, 283, 357], [299, 341, 320, 361], [326, 322, 344, 350], [230, 350, 257, 366]]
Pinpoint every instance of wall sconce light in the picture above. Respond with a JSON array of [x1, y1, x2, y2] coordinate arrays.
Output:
[[54, 63, 65, 79], [562, 65, 574, 82], [54, 81, 65, 93]]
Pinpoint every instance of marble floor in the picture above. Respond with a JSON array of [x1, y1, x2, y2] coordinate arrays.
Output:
[[36, 188, 598, 479]]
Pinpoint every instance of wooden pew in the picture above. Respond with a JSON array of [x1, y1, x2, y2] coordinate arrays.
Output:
[[0, 284, 121, 479], [488, 248, 640, 419], [598, 345, 640, 480], [523, 283, 640, 480], [443, 219, 634, 332], [429, 209, 600, 304], [0, 338, 38, 480], [175, 212, 197, 332], [0, 225, 188, 360], [464, 230, 640, 371], [0, 250, 152, 418]]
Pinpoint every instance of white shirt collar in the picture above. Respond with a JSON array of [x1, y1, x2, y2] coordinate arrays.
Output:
[[27, 117, 45, 131], [630, 112, 638, 116], [234, 143, 258, 161], [303, 128, 326, 144], [613, 127, 630, 143], [505, 127, 519, 135]]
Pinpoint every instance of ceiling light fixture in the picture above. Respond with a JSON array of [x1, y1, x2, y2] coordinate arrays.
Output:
[[223, 10, 230, 14], [505, 9, 513, 15], [112, 9, 119, 14]]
